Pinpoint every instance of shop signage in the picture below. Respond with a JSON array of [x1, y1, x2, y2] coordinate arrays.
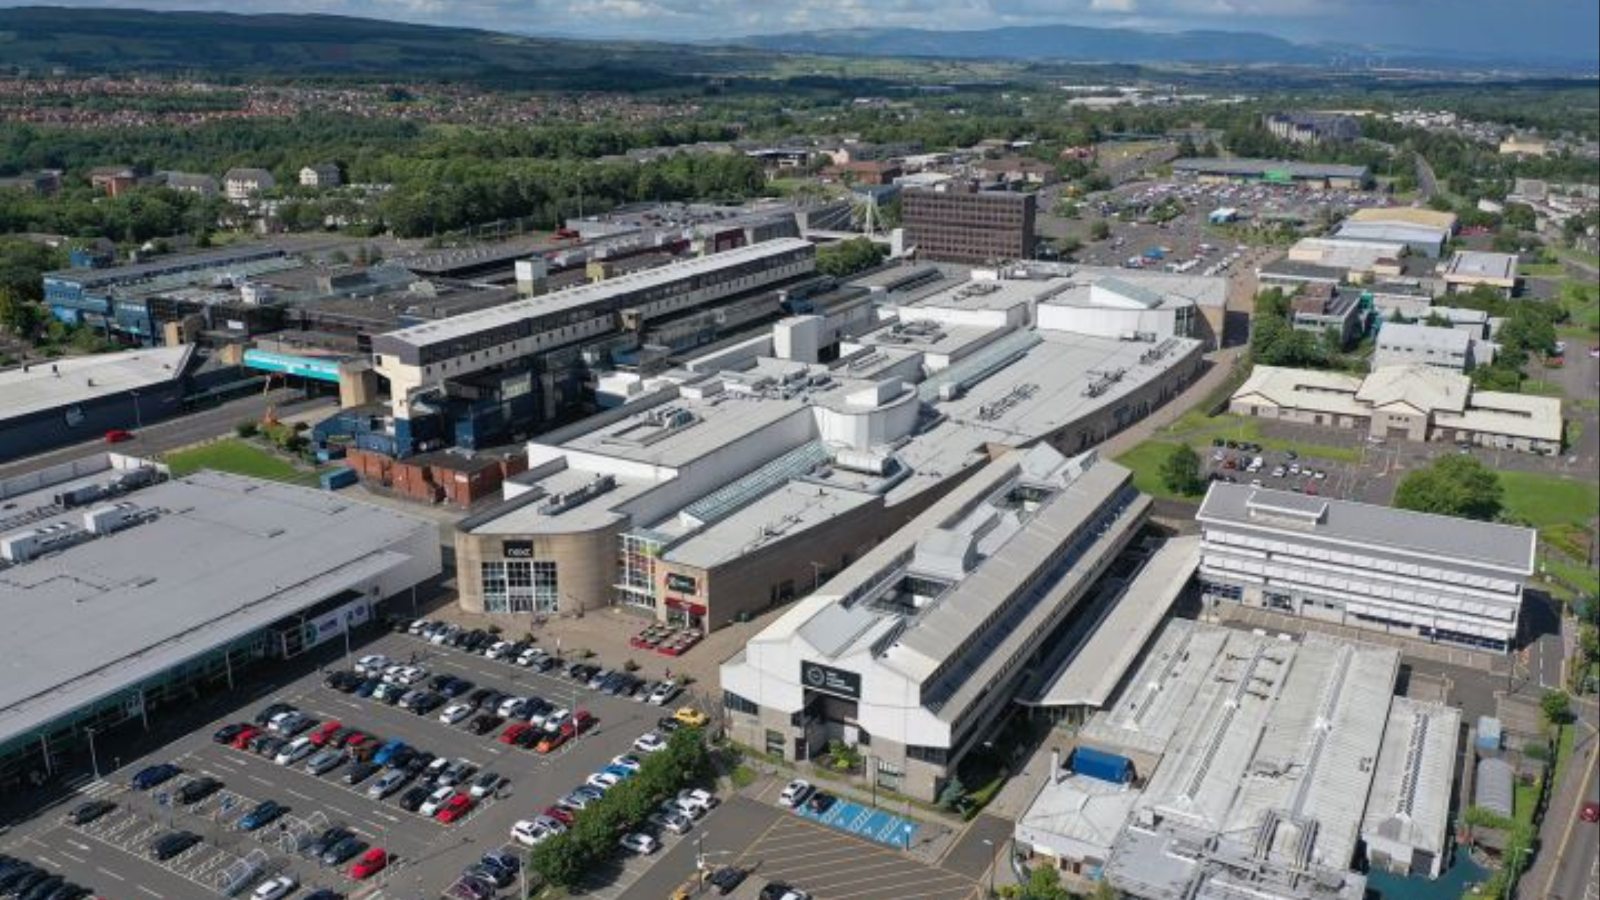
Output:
[[503, 540, 534, 559], [665, 572, 698, 594], [800, 661, 861, 700]]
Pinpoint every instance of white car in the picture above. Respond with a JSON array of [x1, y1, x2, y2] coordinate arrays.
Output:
[[397, 665, 427, 685], [497, 696, 527, 718], [633, 732, 667, 754], [779, 779, 813, 808], [650, 809, 692, 834], [418, 786, 455, 816], [430, 625, 460, 645], [665, 795, 704, 819], [251, 875, 298, 900], [439, 703, 473, 725], [586, 772, 621, 792], [380, 664, 406, 685], [355, 654, 391, 675], [619, 833, 658, 854], [367, 769, 408, 799], [610, 754, 643, 774], [484, 640, 514, 660], [407, 619, 431, 635], [517, 647, 546, 667], [274, 737, 314, 766], [511, 818, 564, 847], [646, 681, 680, 706], [677, 788, 718, 812], [542, 708, 571, 733]]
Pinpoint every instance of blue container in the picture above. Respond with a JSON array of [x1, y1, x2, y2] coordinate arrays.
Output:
[[315, 446, 347, 463], [1071, 746, 1134, 784], [319, 467, 358, 491], [1475, 716, 1502, 752]]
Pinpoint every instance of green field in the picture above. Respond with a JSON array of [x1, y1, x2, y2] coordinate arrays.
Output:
[[1499, 471, 1600, 531], [163, 439, 315, 485], [1114, 440, 1197, 501]]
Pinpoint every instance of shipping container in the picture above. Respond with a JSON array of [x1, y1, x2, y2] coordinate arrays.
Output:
[[1070, 746, 1134, 784]]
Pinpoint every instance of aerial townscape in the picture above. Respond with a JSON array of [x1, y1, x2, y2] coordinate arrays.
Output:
[[0, 3, 1597, 900]]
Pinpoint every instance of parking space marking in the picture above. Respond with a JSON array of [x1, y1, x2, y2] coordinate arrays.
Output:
[[137, 886, 164, 898], [96, 866, 126, 881]]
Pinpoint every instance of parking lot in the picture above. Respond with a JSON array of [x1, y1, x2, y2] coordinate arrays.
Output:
[[0, 622, 733, 900]]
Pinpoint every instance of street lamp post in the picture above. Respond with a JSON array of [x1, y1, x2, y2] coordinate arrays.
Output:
[[982, 838, 1002, 898], [86, 727, 100, 780]]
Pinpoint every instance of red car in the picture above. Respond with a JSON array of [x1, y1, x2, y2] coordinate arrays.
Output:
[[1581, 802, 1600, 824], [499, 723, 532, 745], [104, 429, 134, 444], [543, 805, 575, 826], [308, 721, 342, 747], [343, 731, 373, 750], [349, 847, 389, 879], [561, 709, 597, 738], [230, 726, 263, 750], [435, 794, 475, 823]]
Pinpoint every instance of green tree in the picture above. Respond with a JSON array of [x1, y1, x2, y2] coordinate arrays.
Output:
[[1089, 220, 1111, 241], [1540, 690, 1573, 727], [937, 775, 966, 811], [1393, 455, 1504, 521], [1017, 866, 1072, 900], [816, 237, 887, 278], [1159, 444, 1204, 496], [0, 285, 40, 337]]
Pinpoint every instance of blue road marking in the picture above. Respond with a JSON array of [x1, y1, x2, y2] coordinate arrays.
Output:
[[795, 797, 920, 849]]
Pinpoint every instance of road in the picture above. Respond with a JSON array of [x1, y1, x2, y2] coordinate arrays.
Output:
[[0, 389, 333, 480], [1415, 153, 1439, 200]]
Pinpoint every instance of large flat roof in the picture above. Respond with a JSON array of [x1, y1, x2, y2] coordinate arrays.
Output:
[[0, 344, 193, 422], [1444, 250, 1518, 281], [661, 480, 877, 569], [0, 470, 438, 747], [1078, 618, 1233, 757], [1197, 481, 1537, 575], [380, 238, 813, 350], [1025, 536, 1198, 709], [1172, 157, 1370, 180], [1361, 697, 1460, 859]]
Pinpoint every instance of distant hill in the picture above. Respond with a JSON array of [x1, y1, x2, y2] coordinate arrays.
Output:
[[0, 6, 770, 87], [731, 24, 1597, 70], [734, 24, 1326, 66]]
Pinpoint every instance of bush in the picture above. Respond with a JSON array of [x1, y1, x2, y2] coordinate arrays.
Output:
[[1159, 444, 1204, 496], [234, 421, 258, 438]]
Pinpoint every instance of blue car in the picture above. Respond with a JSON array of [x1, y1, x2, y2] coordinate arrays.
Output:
[[238, 799, 286, 831], [130, 763, 181, 790], [355, 678, 380, 698], [373, 739, 408, 766], [603, 764, 635, 781]]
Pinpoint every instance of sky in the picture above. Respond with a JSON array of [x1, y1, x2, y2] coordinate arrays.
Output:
[[5, 0, 1598, 61]]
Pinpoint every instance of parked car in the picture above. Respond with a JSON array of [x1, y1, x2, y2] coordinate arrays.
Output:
[[344, 761, 381, 786], [368, 768, 410, 800], [708, 867, 747, 895], [68, 800, 117, 825], [305, 749, 345, 776], [176, 776, 223, 805], [435, 794, 475, 823], [398, 786, 432, 813], [468, 771, 504, 799], [646, 681, 681, 706], [419, 787, 456, 817], [149, 830, 202, 861], [319, 835, 367, 867], [306, 827, 354, 859], [238, 800, 287, 831], [213, 723, 251, 744], [779, 779, 813, 808], [252, 875, 297, 900], [634, 732, 667, 754], [274, 737, 315, 766], [103, 429, 134, 444], [350, 848, 389, 880], [439, 703, 473, 725], [131, 763, 182, 790], [620, 833, 659, 854]]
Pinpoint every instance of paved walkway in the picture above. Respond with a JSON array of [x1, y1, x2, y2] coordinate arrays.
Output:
[[1099, 347, 1246, 460]]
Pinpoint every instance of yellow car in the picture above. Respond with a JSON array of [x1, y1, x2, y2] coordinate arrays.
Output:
[[673, 706, 709, 728]]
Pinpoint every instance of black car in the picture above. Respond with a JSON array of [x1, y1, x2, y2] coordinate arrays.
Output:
[[387, 746, 417, 770], [398, 786, 432, 812], [43, 883, 89, 900], [20, 875, 64, 900], [177, 776, 223, 805], [463, 863, 514, 888], [467, 687, 494, 707], [253, 702, 296, 727], [412, 692, 445, 715], [212, 722, 250, 744], [254, 736, 288, 758], [150, 830, 202, 861], [68, 799, 117, 825], [657, 716, 682, 733], [708, 867, 747, 895], [344, 761, 381, 785], [805, 792, 836, 814], [429, 674, 455, 691], [478, 690, 509, 711], [467, 715, 503, 735], [320, 835, 368, 866], [450, 877, 495, 900], [306, 826, 354, 859], [304, 892, 345, 900], [325, 671, 363, 693], [440, 677, 473, 698], [404, 751, 437, 777], [130, 763, 182, 790], [0, 866, 44, 893]]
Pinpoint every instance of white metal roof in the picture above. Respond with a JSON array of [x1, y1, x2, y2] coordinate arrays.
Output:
[[0, 344, 193, 422]]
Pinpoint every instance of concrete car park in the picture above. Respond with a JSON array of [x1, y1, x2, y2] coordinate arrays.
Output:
[[0, 617, 728, 900]]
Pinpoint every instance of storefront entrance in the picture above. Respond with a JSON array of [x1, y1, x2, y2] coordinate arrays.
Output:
[[664, 597, 707, 632]]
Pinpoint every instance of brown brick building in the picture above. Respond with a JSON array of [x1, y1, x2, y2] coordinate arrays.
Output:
[[901, 186, 1036, 263]]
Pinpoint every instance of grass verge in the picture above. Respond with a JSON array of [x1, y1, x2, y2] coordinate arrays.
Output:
[[163, 438, 316, 485]]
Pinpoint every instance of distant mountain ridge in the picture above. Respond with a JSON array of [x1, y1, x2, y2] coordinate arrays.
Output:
[[729, 24, 1597, 70]]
